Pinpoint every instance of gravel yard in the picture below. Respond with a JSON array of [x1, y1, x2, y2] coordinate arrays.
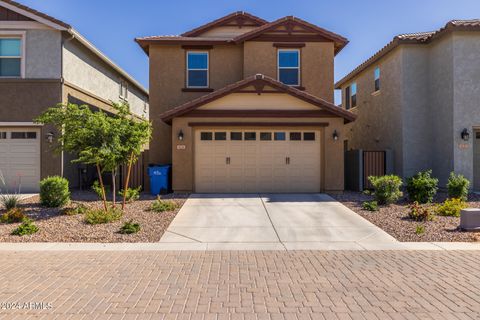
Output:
[[331, 191, 480, 242], [0, 192, 188, 243]]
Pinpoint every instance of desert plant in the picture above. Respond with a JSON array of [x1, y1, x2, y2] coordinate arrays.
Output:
[[0, 194, 20, 211], [362, 200, 378, 211], [11, 218, 38, 236], [447, 172, 470, 201], [40, 176, 70, 208], [84, 207, 123, 224], [415, 224, 425, 235], [368, 175, 403, 205], [150, 198, 177, 213], [406, 170, 438, 204], [408, 202, 435, 221], [118, 186, 141, 203], [436, 198, 467, 217], [119, 220, 141, 234], [63, 203, 88, 216], [0, 208, 26, 223], [92, 180, 110, 200]]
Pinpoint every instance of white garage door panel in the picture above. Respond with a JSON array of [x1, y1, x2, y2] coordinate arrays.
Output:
[[0, 129, 40, 192], [195, 129, 321, 193]]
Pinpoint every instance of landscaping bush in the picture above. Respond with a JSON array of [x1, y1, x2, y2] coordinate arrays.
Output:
[[406, 170, 438, 204], [84, 207, 123, 224], [436, 198, 467, 217], [415, 224, 425, 235], [119, 220, 141, 234], [0, 194, 20, 210], [11, 218, 38, 236], [40, 176, 70, 208], [150, 198, 178, 213], [92, 180, 110, 200], [63, 203, 88, 216], [118, 186, 141, 203], [362, 201, 378, 211], [447, 172, 470, 201], [368, 175, 403, 205], [0, 208, 26, 223], [408, 202, 435, 221]]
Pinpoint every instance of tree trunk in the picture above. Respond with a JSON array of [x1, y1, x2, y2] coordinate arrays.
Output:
[[111, 168, 116, 207], [96, 163, 108, 212], [122, 152, 135, 211]]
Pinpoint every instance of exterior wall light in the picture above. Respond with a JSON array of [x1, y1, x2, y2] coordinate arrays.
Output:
[[461, 128, 470, 141], [178, 130, 184, 141], [333, 130, 339, 141], [46, 132, 54, 143]]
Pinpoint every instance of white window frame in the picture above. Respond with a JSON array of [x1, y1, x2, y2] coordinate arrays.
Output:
[[277, 49, 300, 86], [119, 79, 128, 100], [186, 51, 209, 88], [0, 31, 26, 78]]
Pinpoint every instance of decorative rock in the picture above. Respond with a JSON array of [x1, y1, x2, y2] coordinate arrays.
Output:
[[460, 208, 480, 231]]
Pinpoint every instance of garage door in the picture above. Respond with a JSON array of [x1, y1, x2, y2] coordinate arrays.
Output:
[[195, 129, 321, 193], [0, 128, 41, 193]]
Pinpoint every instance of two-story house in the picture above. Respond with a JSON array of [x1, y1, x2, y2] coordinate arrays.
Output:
[[136, 12, 355, 193], [0, 0, 148, 192], [336, 20, 480, 190]]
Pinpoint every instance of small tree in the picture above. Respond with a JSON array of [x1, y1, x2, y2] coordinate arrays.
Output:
[[35, 102, 151, 212]]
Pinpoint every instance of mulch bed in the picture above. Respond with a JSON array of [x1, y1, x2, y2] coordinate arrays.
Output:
[[331, 191, 480, 242], [0, 192, 188, 243]]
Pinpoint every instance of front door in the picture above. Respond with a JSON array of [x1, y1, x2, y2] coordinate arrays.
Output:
[[474, 131, 480, 190]]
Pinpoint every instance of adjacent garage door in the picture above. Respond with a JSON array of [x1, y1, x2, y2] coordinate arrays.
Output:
[[0, 128, 41, 192], [195, 129, 321, 193]]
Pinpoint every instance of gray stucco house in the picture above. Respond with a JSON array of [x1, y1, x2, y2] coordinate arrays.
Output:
[[336, 20, 480, 190]]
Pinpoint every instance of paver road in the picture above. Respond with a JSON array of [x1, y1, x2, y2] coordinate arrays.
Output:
[[0, 250, 479, 319]]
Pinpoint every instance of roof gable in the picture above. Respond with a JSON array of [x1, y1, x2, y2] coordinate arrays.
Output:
[[0, 5, 32, 21], [160, 74, 356, 123], [181, 11, 267, 37], [0, 0, 70, 29]]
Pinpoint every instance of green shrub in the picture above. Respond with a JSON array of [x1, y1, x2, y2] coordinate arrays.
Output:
[[406, 170, 438, 204], [92, 180, 110, 200], [447, 172, 470, 201], [63, 203, 88, 216], [40, 176, 70, 208], [368, 175, 403, 205], [119, 220, 141, 234], [362, 201, 378, 211], [408, 202, 435, 221], [0, 208, 26, 223], [84, 207, 123, 224], [436, 198, 467, 217], [11, 218, 38, 236], [150, 198, 178, 213], [119, 186, 141, 203], [0, 194, 20, 210], [415, 224, 425, 235]]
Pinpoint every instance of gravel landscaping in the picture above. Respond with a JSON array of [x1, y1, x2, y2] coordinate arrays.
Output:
[[331, 191, 480, 242], [0, 192, 188, 243]]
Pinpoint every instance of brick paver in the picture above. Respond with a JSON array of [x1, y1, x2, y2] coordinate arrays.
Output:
[[0, 251, 479, 319]]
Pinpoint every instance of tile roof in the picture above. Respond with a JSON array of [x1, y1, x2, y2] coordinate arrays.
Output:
[[335, 19, 480, 88]]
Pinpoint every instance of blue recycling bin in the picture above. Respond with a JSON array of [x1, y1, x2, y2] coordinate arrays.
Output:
[[148, 165, 171, 195]]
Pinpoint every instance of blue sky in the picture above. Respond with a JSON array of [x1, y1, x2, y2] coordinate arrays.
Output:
[[19, 0, 480, 103]]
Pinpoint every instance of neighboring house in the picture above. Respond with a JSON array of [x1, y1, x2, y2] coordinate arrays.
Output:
[[136, 12, 355, 193], [0, 0, 148, 192], [336, 20, 480, 190]]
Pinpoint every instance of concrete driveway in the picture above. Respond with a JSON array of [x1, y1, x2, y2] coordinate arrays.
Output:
[[160, 194, 396, 250]]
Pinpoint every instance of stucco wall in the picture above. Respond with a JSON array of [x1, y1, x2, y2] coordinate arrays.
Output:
[[62, 38, 147, 117], [24, 29, 62, 78]]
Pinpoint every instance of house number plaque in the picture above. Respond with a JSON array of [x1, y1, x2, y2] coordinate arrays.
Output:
[[177, 145, 186, 150]]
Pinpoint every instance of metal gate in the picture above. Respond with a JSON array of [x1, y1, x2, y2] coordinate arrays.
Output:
[[363, 151, 386, 189], [345, 149, 388, 191]]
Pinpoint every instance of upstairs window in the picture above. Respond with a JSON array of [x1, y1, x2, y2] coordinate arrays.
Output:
[[0, 37, 22, 77], [187, 52, 208, 88], [351, 82, 357, 108], [374, 67, 380, 92], [119, 79, 128, 100], [278, 49, 300, 86], [345, 86, 351, 110]]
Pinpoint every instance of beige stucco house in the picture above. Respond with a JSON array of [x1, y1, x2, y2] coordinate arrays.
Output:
[[136, 12, 356, 193], [336, 20, 480, 190], [0, 0, 148, 192]]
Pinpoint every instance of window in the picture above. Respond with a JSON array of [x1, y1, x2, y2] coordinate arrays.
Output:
[[214, 132, 226, 140], [187, 52, 208, 88], [351, 83, 357, 108], [0, 37, 22, 77], [345, 86, 350, 110], [278, 49, 300, 86], [303, 132, 315, 141], [374, 67, 380, 92], [119, 80, 128, 100], [11, 132, 36, 139], [274, 132, 286, 141], [230, 132, 242, 141], [244, 132, 256, 141], [200, 132, 212, 141], [290, 132, 302, 141], [0, 132, 6, 139], [260, 132, 272, 141]]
